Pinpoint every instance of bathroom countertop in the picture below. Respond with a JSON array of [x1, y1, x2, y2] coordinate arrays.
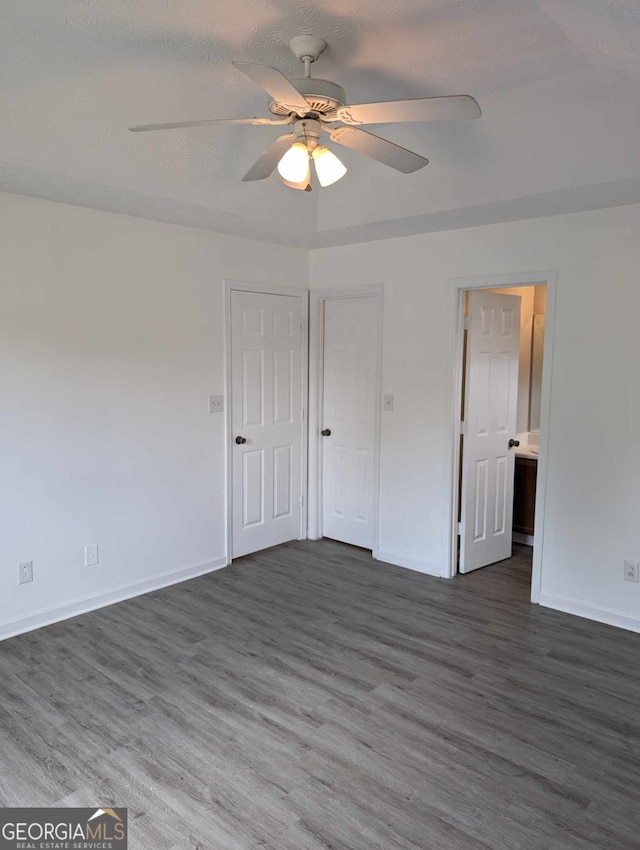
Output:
[[515, 445, 539, 460]]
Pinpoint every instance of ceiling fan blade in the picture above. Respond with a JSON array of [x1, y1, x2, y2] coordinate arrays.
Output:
[[329, 127, 428, 173], [242, 134, 295, 182], [232, 62, 309, 113], [129, 116, 291, 132], [337, 95, 481, 125]]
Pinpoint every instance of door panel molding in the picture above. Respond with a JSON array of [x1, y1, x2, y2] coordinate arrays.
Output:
[[224, 280, 308, 564], [447, 271, 557, 603], [308, 284, 383, 556]]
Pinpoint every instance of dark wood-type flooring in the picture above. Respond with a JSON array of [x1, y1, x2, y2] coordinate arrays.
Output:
[[1, 540, 640, 849]]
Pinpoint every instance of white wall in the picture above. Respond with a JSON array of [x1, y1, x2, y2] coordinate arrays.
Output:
[[310, 204, 640, 632], [4, 192, 640, 639], [0, 192, 307, 639]]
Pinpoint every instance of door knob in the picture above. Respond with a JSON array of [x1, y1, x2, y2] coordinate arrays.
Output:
[[508, 438, 520, 449], [235, 435, 247, 445], [321, 429, 331, 437]]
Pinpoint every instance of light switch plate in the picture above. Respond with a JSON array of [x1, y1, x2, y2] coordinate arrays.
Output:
[[209, 395, 224, 413], [384, 394, 394, 412], [85, 544, 99, 567]]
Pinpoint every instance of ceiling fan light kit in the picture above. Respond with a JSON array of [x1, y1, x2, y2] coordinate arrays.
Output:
[[130, 34, 481, 191], [312, 146, 347, 187], [277, 141, 310, 183], [275, 117, 347, 190]]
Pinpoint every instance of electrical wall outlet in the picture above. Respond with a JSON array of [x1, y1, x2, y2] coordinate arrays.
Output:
[[85, 544, 99, 567], [18, 560, 33, 585], [624, 560, 639, 582], [209, 395, 224, 413]]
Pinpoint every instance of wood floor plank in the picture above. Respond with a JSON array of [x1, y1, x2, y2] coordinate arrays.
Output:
[[1, 540, 640, 848]]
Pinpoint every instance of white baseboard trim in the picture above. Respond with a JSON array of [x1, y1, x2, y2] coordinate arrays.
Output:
[[0, 555, 228, 642], [374, 549, 442, 577], [539, 592, 640, 634], [513, 532, 534, 546]]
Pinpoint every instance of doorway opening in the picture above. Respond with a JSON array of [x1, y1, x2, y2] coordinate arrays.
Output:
[[449, 273, 556, 602]]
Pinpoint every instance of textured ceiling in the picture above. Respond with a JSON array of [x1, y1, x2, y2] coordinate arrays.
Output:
[[2, 0, 640, 247]]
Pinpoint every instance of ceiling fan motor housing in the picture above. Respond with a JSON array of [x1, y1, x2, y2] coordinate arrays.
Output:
[[268, 77, 347, 119]]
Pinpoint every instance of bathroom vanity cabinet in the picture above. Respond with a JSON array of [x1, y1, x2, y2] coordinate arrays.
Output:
[[513, 454, 537, 536]]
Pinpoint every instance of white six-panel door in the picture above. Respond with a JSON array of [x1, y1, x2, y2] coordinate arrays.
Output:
[[460, 290, 521, 573], [231, 290, 303, 558], [321, 297, 378, 549]]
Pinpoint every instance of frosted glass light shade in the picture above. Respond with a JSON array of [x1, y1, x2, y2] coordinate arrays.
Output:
[[312, 146, 347, 187], [277, 142, 309, 183], [282, 161, 312, 191]]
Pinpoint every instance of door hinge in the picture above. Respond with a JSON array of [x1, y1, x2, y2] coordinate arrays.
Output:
[[300, 408, 305, 420], [463, 316, 471, 330], [300, 494, 304, 507], [458, 522, 462, 536], [300, 319, 305, 334], [460, 421, 466, 435]]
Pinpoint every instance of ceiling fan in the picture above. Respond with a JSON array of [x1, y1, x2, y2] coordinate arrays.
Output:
[[130, 35, 481, 191]]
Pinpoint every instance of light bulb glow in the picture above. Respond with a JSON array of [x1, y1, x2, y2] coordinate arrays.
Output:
[[277, 142, 309, 184], [312, 146, 347, 187], [282, 160, 312, 191]]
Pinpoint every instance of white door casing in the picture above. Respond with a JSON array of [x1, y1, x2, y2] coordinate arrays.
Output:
[[230, 289, 304, 558], [321, 296, 378, 549], [460, 290, 521, 573]]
